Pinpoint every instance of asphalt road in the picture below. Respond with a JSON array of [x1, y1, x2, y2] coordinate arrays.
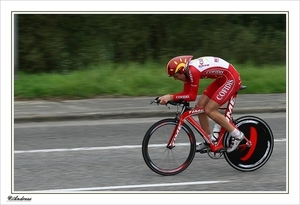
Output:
[[14, 93, 286, 123], [14, 113, 286, 193]]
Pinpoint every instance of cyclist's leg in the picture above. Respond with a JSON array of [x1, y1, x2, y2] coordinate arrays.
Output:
[[197, 78, 224, 138], [195, 79, 222, 151], [196, 94, 211, 135], [204, 100, 234, 132], [206, 74, 243, 152], [197, 78, 224, 134], [205, 98, 244, 152], [195, 95, 211, 151]]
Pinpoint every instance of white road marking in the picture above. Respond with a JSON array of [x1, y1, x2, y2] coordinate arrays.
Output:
[[14, 139, 286, 154], [14, 113, 287, 128], [14, 144, 143, 154], [34, 180, 230, 192]]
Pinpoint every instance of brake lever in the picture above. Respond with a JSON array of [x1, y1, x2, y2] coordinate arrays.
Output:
[[150, 97, 160, 105], [150, 100, 158, 105], [150, 97, 170, 109]]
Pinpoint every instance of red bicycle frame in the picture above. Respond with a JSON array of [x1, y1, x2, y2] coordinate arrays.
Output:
[[167, 90, 251, 152]]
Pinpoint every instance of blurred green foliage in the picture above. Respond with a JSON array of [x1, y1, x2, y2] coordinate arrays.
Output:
[[18, 14, 286, 73], [14, 62, 286, 99]]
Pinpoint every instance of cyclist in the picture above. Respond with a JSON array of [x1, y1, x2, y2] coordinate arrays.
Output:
[[158, 55, 244, 152]]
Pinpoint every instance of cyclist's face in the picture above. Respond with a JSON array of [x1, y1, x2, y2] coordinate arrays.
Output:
[[173, 73, 186, 82]]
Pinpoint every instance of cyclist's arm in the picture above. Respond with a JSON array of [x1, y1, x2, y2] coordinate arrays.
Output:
[[172, 66, 201, 101]]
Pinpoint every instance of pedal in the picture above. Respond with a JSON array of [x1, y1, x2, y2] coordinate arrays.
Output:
[[196, 147, 208, 153], [195, 142, 209, 153], [199, 148, 208, 154]]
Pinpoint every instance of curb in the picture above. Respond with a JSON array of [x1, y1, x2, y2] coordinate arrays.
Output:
[[14, 107, 286, 123]]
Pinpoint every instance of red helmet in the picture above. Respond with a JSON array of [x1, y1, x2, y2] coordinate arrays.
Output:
[[166, 55, 193, 76]]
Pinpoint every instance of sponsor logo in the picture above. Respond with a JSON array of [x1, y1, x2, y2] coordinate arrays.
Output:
[[175, 95, 189, 99], [189, 108, 205, 115], [199, 58, 204, 64], [225, 97, 235, 122], [216, 80, 234, 100], [171, 125, 182, 146], [198, 64, 209, 68], [205, 70, 224, 75], [188, 70, 194, 83], [198, 58, 209, 68]]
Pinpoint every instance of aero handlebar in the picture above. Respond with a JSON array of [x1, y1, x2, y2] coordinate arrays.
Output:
[[150, 97, 190, 108]]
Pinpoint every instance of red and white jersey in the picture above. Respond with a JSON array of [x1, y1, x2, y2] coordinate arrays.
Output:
[[190, 57, 229, 71], [189, 56, 232, 79], [172, 56, 241, 103]]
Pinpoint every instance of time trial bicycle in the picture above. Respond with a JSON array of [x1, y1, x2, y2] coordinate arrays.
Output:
[[141, 85, 274, 176]]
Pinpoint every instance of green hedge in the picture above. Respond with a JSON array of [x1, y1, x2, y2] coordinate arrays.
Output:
[[17, 14, 286, 73]]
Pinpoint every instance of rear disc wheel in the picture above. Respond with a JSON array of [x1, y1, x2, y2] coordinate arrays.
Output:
[[223, 116, 274, 172]]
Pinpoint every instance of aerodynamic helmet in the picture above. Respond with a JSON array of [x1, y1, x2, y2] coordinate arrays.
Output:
[[166, 55, 193, 76]]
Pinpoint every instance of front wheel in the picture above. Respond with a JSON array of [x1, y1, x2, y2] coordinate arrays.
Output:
[[142, 118, 196, 176], [223, 116, 274, 172]]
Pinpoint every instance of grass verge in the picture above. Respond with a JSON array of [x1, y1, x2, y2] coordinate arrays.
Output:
[[14, 62, 286, 100]]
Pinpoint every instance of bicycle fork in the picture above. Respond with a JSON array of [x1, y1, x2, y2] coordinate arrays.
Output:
[[166, 120, 183, 149]]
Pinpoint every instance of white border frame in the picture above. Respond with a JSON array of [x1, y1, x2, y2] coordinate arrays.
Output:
[[1, 1, 299, 205]]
